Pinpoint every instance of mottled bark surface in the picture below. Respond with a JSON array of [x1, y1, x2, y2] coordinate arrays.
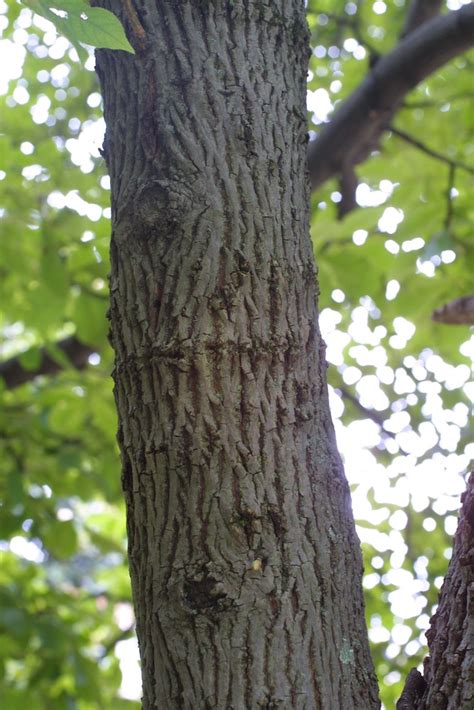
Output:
[[95, 1, 379, 707]]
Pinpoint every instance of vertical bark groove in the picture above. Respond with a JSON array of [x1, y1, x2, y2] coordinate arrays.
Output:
[[95, 1, 379, 707]]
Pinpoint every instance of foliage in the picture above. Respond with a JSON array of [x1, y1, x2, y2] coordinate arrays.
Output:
[[23, 0, 134, 59], [0, 0, 472, 707]]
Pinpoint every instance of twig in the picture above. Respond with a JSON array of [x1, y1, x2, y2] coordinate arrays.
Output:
[[337, 385, 393, 438], [444, 164, 456, 232], [390, 127, 474, 174], [402, 91, 474, 109], [310, 9, 378, 55], [100, 622, 135, 657]]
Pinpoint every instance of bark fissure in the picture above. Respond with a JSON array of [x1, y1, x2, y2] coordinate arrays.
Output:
[[96, 1, 379, 707]]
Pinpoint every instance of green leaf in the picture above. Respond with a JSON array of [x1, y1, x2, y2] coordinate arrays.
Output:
[[42, 520, 78, 557], [71, 292, 108, 345], [33, 0, 89, 62], [24, 0, 134, 58], [19, 347, 43, 371], [66, 7, 135, 53], [32, 0, 134, 54]]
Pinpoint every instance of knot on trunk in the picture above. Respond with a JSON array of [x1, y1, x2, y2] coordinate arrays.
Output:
[[137, 179, 197, 230], [182, 568, 230, 614], [114, 177, 210, 247]]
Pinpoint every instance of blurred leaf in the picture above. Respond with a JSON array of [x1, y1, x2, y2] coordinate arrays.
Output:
[[42, 520, 78, 558], [32, 0, 134, 54]]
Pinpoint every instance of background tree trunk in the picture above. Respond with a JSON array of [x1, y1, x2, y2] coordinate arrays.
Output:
[[95, 1, 379, 707], [397, 472, 474, 709], [418, 471, 474, 709]]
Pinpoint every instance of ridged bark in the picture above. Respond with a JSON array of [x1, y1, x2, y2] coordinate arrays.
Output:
[[95, 1, 379, 707], [419, 471, 474, 709], [397, 473, 474, 709]]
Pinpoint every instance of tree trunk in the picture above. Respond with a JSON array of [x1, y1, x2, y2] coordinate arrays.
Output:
[[95, 1, 379, 707], [419, 471, 474, 709], [397, 472, 474, 710]]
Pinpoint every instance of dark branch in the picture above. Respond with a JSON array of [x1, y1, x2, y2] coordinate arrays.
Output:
[[432, 295, 474, 325], [401, 0, 443, 38], [0, 336, 96, 389], [308, 5, 474, 200]]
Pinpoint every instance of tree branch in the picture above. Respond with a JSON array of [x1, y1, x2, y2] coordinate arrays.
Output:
[[0, 336, 96, 389], [308, 5, 474, 203], [100, 622, 135, 657], [402, 91, 474, 109], [432, 295, 474, 325], [401, 0, 443, 38], [443, 163, 456, 232], [390, 127, 474, 173], [337, 385, 393, 439]]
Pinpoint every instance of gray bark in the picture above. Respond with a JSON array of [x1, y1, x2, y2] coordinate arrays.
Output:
[[95, 1, 379, 707]]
